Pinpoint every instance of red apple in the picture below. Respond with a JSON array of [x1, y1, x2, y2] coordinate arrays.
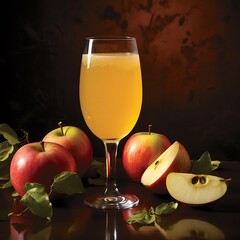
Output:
[[10, 141, 76, 197], [141, 141, 191, 194], [122, 126, 171, 183], [43, 122, 93, 177]]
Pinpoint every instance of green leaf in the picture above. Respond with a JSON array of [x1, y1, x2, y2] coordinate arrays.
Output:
[[155, 202, 178, 215], [0, 144, 17, 189], [52, 171, 85, 195], [12, 191, 19, 198], [20, 183, 52, 220], [191, 151, 220, 174], [127, 210, 146, 224], [142, 211, 156, 224], [211, 160, 221, 171], [0, 160, 11, 180], [0, 179, 12, 189], [0, 124, 20, 189], [0, 141, 15, 162], [127, 202, 178, 226], [0, 124, 20, 146], [91, 160, 105, 178], [127, 210, 153, 225]]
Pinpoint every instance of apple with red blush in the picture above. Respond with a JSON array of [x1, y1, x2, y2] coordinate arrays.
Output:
[[122, 125, 171, 183], [10, 141, 76, 197], [43, 122, 93, 177]]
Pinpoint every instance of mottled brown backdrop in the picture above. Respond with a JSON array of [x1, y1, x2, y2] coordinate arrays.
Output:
[[1, 0, 240, 161]]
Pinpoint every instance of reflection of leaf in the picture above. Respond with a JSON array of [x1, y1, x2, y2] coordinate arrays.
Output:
[[21, 183, 52, 220]]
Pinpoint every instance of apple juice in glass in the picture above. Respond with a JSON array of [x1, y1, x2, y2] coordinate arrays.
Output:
[[79, 37, 142, 209]]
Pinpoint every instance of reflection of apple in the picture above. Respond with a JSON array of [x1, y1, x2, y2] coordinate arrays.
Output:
[[141, 141, 191, 194], [10, 223, 51, 240], [10, 141, 76, 196], [166, 219, 225, 240], [166, 172, 228, 205], [10, 200, 51, 240], [43, 122, 93, 177], [122, 127, 171, 182]]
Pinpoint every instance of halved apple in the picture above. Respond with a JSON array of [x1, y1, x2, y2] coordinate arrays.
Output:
[[141, 141, 191, 194], [166, 172, 228, 205]]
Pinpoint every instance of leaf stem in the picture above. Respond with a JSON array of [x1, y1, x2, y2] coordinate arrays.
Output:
[[19, 129, 29, 144]]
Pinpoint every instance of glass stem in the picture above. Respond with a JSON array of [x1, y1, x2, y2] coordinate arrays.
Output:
[[103, 140, 120, 197]]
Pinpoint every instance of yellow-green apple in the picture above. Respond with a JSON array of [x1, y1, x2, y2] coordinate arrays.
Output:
[[122, 127, 171, 182], [166, 172, 229, 205], [141, 141, 191, 194], [43, 122, 93, 177], [10, 141, 76, 197]]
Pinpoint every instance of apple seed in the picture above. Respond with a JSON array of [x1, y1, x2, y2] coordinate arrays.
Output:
[[199, 176, 206, 184], [191, 175, 207, 185], [191, 176, 199, 184]]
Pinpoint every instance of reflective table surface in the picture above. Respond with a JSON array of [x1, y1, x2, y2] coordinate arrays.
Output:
[[0, 160, 240, 240]]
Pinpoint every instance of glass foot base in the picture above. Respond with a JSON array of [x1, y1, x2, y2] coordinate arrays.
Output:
[[84, 194, 139, 210]]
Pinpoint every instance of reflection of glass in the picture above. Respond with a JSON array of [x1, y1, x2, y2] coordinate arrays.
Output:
[[105, 210, 117, 240], [79, 37, 142, 209]]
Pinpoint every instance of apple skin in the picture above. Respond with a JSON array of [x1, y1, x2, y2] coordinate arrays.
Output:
[[141, 141, 191, 195], [10, 141, 76, 197], [122, 132, 171, 183], [43, 125, 93, 177]]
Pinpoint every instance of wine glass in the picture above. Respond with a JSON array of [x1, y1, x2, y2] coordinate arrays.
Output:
[[79, 36, 142, 209]]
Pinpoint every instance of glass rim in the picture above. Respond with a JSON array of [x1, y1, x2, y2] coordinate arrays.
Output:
[[85, 36, 136, 41]]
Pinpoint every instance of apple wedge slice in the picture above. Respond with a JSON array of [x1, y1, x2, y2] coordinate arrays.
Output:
[[166, 172, 228, 205], [141, 141, 191, 194]]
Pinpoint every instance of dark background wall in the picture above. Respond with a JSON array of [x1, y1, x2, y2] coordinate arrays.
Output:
[[1, 0, 240, 161]]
